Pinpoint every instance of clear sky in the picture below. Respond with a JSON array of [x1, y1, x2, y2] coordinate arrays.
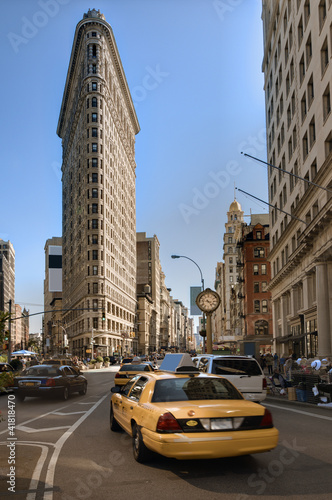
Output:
[[1, 0, 268, 334]]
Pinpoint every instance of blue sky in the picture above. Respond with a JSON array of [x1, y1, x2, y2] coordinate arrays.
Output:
[[1, 0, 268, 334]]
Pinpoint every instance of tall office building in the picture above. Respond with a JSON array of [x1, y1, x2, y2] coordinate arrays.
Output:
[[57, 9, 140, 357], [262, 1, 332, 357], [0, 239, 15, 313]]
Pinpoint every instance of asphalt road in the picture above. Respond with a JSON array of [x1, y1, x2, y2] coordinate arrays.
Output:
[[1, 368, 332, 500]]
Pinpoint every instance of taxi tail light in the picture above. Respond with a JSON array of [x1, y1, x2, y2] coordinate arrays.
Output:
[[259, 408, 273, 428], [157, 412, 182, 433], [46, 378, 55, 387], [115, 373, 125, 378], [263, 377, 267, 390]]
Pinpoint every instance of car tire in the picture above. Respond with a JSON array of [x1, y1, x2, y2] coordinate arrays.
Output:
[[79, 382, 87, 395], [110, 404, 122, 432], [63, 386, 69, 400], [132, 423, 151, 463]]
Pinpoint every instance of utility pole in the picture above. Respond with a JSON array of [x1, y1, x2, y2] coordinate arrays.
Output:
[[8, 299, 12, 363]]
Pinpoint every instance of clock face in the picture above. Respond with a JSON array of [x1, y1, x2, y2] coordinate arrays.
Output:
[[196, 289, 220, 312]]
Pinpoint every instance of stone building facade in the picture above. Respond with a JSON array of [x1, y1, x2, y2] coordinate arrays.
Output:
[[262, 0, 332, 357], [57, 9, 140, 358]]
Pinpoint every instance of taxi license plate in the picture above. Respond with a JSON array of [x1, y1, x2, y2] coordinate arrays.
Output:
[[25, 382, 35, 387], [210, 418, 233, 430]]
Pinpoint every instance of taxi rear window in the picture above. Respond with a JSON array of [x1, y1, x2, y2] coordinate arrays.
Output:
[[23, 366, 59, 376], [120, 364, 150, 372], [151, 377, 243, 402]]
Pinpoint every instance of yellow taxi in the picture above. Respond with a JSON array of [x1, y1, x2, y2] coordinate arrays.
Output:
[[110, 353, 279, 463], [114, 359, 155, 386]]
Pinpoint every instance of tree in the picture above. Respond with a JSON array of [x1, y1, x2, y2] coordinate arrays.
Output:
[[0, 311, 10, 346]]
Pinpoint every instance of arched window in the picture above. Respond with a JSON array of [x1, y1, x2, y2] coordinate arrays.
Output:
[[255, 320, 269, 335]]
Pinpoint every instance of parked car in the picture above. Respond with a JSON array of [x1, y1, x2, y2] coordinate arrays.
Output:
[[191, 355, 267, 403], [110, 353, 278, 463], [13, 364, 88, 401]]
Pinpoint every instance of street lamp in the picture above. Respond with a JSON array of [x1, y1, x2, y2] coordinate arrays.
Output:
[[171, 254, 206, 352], [171, 255, 204, 291]]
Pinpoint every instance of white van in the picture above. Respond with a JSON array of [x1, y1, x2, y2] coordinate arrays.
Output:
[[191, 355, 267, 403]]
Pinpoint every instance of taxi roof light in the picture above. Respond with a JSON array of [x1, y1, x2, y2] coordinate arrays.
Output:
[[159, 353, 200, 374]]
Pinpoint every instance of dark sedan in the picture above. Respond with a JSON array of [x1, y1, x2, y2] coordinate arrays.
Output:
[[14, 364, 88, 401]]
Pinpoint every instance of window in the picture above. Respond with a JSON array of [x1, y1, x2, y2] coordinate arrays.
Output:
[[92, 143, 98, 152], [299, 54, 305, 83], [321, 37, 329, 76], [309, 117, 316, 147], [92, 188, 98, 198], [254, 247, 265, 258], [254, 282, 259, 293], [93, 283, 98, 294], [262, 300, 268, 313], [92, 97, 97, 107], [228, 237, 233, 243], [92, 250, 98, 260], [92, 113, 97, 122], [255, 320, 269, 335], [303, 132, 309, 159], [93, 317, 98, 329], [92, 173, 98, 183], [92, 234, 98, 244], [92, 128, 98, 137], [306, 33, 312, 66], [304, 0, 310, 27], [298, 16, 303, 46], [92, 219, 98, 229], [262, 281, 267, 292], [307, 75, 314, 107], [92, 158, 98, 168], [323, 84, 331, 121], [92, 65, 97, 74], [256, 231, 262, 240], [92, 203, 98, 213], [93, 265, 98, 275], [92, 32, 97, 37], [254, 300, 260, 313], [319, 0, 327, 30], [93, 299, 98, 311], [92, 82, 97, 91], [253, 265, 259, 275], [301, 92, 307, 121], [261, 264, 267, 275]]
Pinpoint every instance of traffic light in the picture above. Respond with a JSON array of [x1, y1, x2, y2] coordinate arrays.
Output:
[[102, 310, 106, 321]]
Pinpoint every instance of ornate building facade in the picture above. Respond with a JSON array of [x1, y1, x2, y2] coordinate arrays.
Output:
[[262, 0, 332, 358]]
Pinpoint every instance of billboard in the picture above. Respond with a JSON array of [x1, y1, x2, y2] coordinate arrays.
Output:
[[190, 286, 202, 315]]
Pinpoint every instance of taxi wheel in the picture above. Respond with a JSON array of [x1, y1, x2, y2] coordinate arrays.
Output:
[[110, 405, 121, 432], [132, 424, 151, 463]]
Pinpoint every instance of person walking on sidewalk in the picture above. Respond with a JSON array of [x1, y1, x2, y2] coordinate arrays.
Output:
[[266, 353, 273, 375]]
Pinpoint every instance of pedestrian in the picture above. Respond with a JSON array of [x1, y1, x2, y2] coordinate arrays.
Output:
[[266, 353, 273, 375], [273, 353, 279, 371]]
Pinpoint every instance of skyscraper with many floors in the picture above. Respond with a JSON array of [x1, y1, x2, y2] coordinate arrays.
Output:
[[57, 9, 140, 357]]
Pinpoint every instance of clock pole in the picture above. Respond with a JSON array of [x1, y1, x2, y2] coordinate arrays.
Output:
[[206, 313, 213, 354]]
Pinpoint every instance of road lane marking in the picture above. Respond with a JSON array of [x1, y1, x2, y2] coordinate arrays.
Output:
[[265, 403, 332, 421], [16, 425, 71, 433], [43, 393, 109, 500], [0, 442, 48, 500], [53, 411, 86, 415]]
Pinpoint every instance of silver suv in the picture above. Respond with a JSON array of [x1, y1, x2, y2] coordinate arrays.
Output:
[[192, 355, 267, 403]]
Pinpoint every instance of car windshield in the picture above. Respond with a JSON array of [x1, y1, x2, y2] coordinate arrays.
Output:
[[23, 366, 59, 377], [120, 364, 151, 372], [151, 377, 243, 402], [211, 359, 262, 376]]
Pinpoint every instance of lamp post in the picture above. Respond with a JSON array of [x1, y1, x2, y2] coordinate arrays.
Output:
[[171, 254, 206, 352]]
